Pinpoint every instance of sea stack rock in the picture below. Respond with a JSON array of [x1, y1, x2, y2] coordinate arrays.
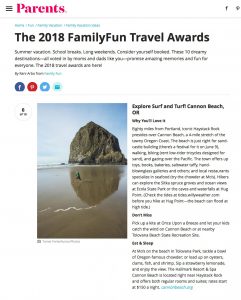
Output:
[[69, 121, 127, 164]]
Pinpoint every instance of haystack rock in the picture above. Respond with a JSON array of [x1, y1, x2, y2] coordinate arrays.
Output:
[[68, 121, 127, 164]]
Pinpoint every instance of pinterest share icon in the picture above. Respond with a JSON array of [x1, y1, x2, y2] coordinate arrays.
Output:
[[27, 82, 38, 91]]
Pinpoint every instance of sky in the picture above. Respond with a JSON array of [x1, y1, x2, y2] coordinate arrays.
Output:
[[37, 103, 127, 164]]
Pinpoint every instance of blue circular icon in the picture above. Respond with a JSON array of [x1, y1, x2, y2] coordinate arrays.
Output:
[[40, 82, 50, 92], [15, 82, 25, 92], [53, 82, 62, 91]]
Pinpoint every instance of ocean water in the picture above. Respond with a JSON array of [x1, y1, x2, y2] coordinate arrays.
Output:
[[37, 165, 127, 238]]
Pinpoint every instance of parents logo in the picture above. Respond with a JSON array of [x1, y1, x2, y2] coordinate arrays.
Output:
[[17, 4, 65, 13]]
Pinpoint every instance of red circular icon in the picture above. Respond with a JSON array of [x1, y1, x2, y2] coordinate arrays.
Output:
[[27, 82, 38, 92]]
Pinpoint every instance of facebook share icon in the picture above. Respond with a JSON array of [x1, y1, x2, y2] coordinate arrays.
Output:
[[15, 82, 25, 92], [40, 82, 50, 92]]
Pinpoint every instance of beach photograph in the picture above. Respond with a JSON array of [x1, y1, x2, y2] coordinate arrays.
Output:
[[37, 103, 127, 238]]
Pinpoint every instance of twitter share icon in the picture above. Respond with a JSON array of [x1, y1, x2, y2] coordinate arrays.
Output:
[[40, 82, 50, 92]]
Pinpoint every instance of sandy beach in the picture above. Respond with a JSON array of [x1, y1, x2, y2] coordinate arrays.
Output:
[[37, 165, 127, 238]]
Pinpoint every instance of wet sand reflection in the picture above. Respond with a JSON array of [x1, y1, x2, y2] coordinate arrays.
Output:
[[70, 166, 121, 206], [37, 165, 127, 238]]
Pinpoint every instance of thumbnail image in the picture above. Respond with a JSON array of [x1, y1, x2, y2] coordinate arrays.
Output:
[[37, 103, 127, 238]]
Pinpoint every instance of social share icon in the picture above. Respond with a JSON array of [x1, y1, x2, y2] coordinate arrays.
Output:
[[40, 82, 50, 92], [53, 82, 62, 91], [15, 82, 25, 92], [27, 82, 38, 92]]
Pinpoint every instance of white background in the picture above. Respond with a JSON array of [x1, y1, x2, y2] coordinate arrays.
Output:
[[0, 1, 240, 299]]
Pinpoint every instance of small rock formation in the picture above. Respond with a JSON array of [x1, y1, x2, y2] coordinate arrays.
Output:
[[69, 121, 127, 164]]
